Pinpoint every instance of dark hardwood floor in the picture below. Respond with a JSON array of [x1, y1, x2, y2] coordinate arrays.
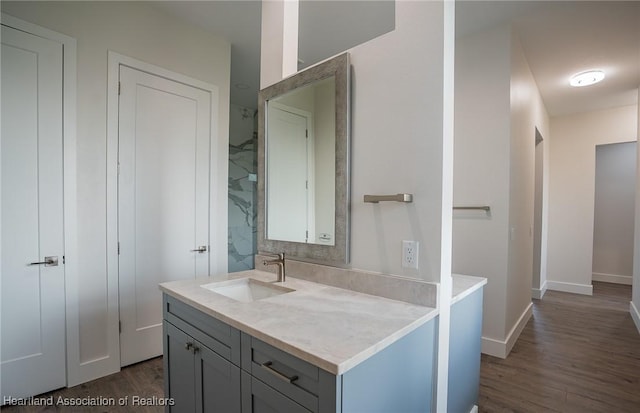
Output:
[[1, 357, 164, 412], [480, 282, 640, 413]]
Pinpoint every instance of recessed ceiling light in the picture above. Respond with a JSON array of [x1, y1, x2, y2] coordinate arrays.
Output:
[[569, 70, 605, 87], [234, 83, 250, 90]]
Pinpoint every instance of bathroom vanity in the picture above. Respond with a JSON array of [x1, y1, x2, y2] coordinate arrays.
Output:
[[160, 265, 487, 413], [160, 270, 440, 413]]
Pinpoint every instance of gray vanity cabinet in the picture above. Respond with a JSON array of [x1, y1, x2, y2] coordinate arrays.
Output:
[[164, 322, 241, 413], [163, 295, 242, 413], [164, 322, 197, 411], [447, 288, 484, 413], [241, 372, 312, 413], [163, 293, 437, 413], [240, 334, 338, 413], [163, 294, 332, 413]]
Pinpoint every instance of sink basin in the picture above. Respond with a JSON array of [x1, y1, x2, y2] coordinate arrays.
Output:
[[201, 278, 294, 303]]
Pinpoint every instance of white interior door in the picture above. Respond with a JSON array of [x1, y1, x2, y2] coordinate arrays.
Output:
[[267, 106, 310, 243], [118, 66, 212, 366], [1, 25, 66, 400]]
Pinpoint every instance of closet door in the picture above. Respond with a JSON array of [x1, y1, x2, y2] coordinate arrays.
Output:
[[1, 24, 66, 401], [118, 65, 213, 366]]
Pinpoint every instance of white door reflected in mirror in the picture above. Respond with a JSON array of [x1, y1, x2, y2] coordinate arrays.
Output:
[[266, 76, 335, 246]]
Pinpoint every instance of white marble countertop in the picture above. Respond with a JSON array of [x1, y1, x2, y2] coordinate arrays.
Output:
[[452, 273, 487, 304], [160, 270, 438, 375]]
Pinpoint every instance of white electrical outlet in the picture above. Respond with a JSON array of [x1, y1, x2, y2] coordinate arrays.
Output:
[[402, 240, 419, 269]]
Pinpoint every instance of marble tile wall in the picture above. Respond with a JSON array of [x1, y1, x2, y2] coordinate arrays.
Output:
[[228, 104, 258, 272]]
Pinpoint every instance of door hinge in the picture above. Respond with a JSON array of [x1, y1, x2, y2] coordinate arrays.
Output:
[[305, 129, 308, 138], [305, 180, 308, 189], [62, 255, 66, 264], [117, 242, 120, 255], [119, 321, 122, 334], [118, 82, 121, 95], [117, 162, 120, 176]]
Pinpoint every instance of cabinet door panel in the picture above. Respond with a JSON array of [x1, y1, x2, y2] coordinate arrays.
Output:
[[164, 322, 196, 412], [197, 344, 241, 413]]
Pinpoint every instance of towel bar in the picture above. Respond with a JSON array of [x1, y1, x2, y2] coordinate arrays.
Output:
[[453, 206, 490, 212], [364, 194, 413, 203]]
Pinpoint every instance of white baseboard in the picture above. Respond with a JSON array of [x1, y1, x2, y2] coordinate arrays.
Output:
[[531, 280, 547, 299], [469, 406, 478, 413], [631, 301, 640, 334], [481, 302, 533, 358], [592, 272, 633, 285], [546, 280, 593, 296], [481, 336, 506, 359]]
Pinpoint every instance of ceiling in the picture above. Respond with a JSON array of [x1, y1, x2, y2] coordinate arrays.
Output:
[[457, 0, 640, 116], [154, 1, 639, 117]]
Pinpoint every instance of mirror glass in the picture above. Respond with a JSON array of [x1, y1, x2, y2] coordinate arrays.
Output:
[[266, 77, 336, 245], [258, 53, 350, 264]]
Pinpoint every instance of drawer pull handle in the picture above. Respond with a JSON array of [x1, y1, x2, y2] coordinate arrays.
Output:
[[261, 361, 299, 383]]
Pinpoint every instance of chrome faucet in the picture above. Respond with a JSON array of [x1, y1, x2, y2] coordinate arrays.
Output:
[[263, 253, 285, 282]]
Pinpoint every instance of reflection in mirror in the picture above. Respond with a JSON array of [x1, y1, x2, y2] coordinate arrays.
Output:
[[258, 53, 350, 264], [267, 77, 336, 245]]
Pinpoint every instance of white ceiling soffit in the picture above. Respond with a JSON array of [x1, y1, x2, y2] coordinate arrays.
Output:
[[457, 1, 640, 117]]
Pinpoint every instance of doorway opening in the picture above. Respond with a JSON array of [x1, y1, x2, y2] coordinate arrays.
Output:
[[592, 141, 637, 286], [532, 127, 545, 299]]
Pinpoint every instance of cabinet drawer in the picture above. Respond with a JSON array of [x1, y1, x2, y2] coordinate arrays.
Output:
[[242, 371, 311, 413], [164, 294, 240, 365], [242, 334, 319, 412]]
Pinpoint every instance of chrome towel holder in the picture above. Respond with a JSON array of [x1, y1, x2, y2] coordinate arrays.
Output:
[[453, 205, 491, 212], [363, 194, 413, 203]]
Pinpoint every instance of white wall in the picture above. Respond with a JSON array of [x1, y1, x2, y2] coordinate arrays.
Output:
[[548, 105, 638, 294], [453, 26, 548, 358], [632, 88, 640, 333], [454, 25, 511, 342], [345, 3, 454, 409], [1, 1, 231, 385], [506, 31, 547, 340], [262, 0, 452, 409], [593, 142, 637, 281], [344, 3, 446, 282]]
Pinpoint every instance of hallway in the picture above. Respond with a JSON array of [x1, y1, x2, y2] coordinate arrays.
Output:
[[480, 282, 640, 412]]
